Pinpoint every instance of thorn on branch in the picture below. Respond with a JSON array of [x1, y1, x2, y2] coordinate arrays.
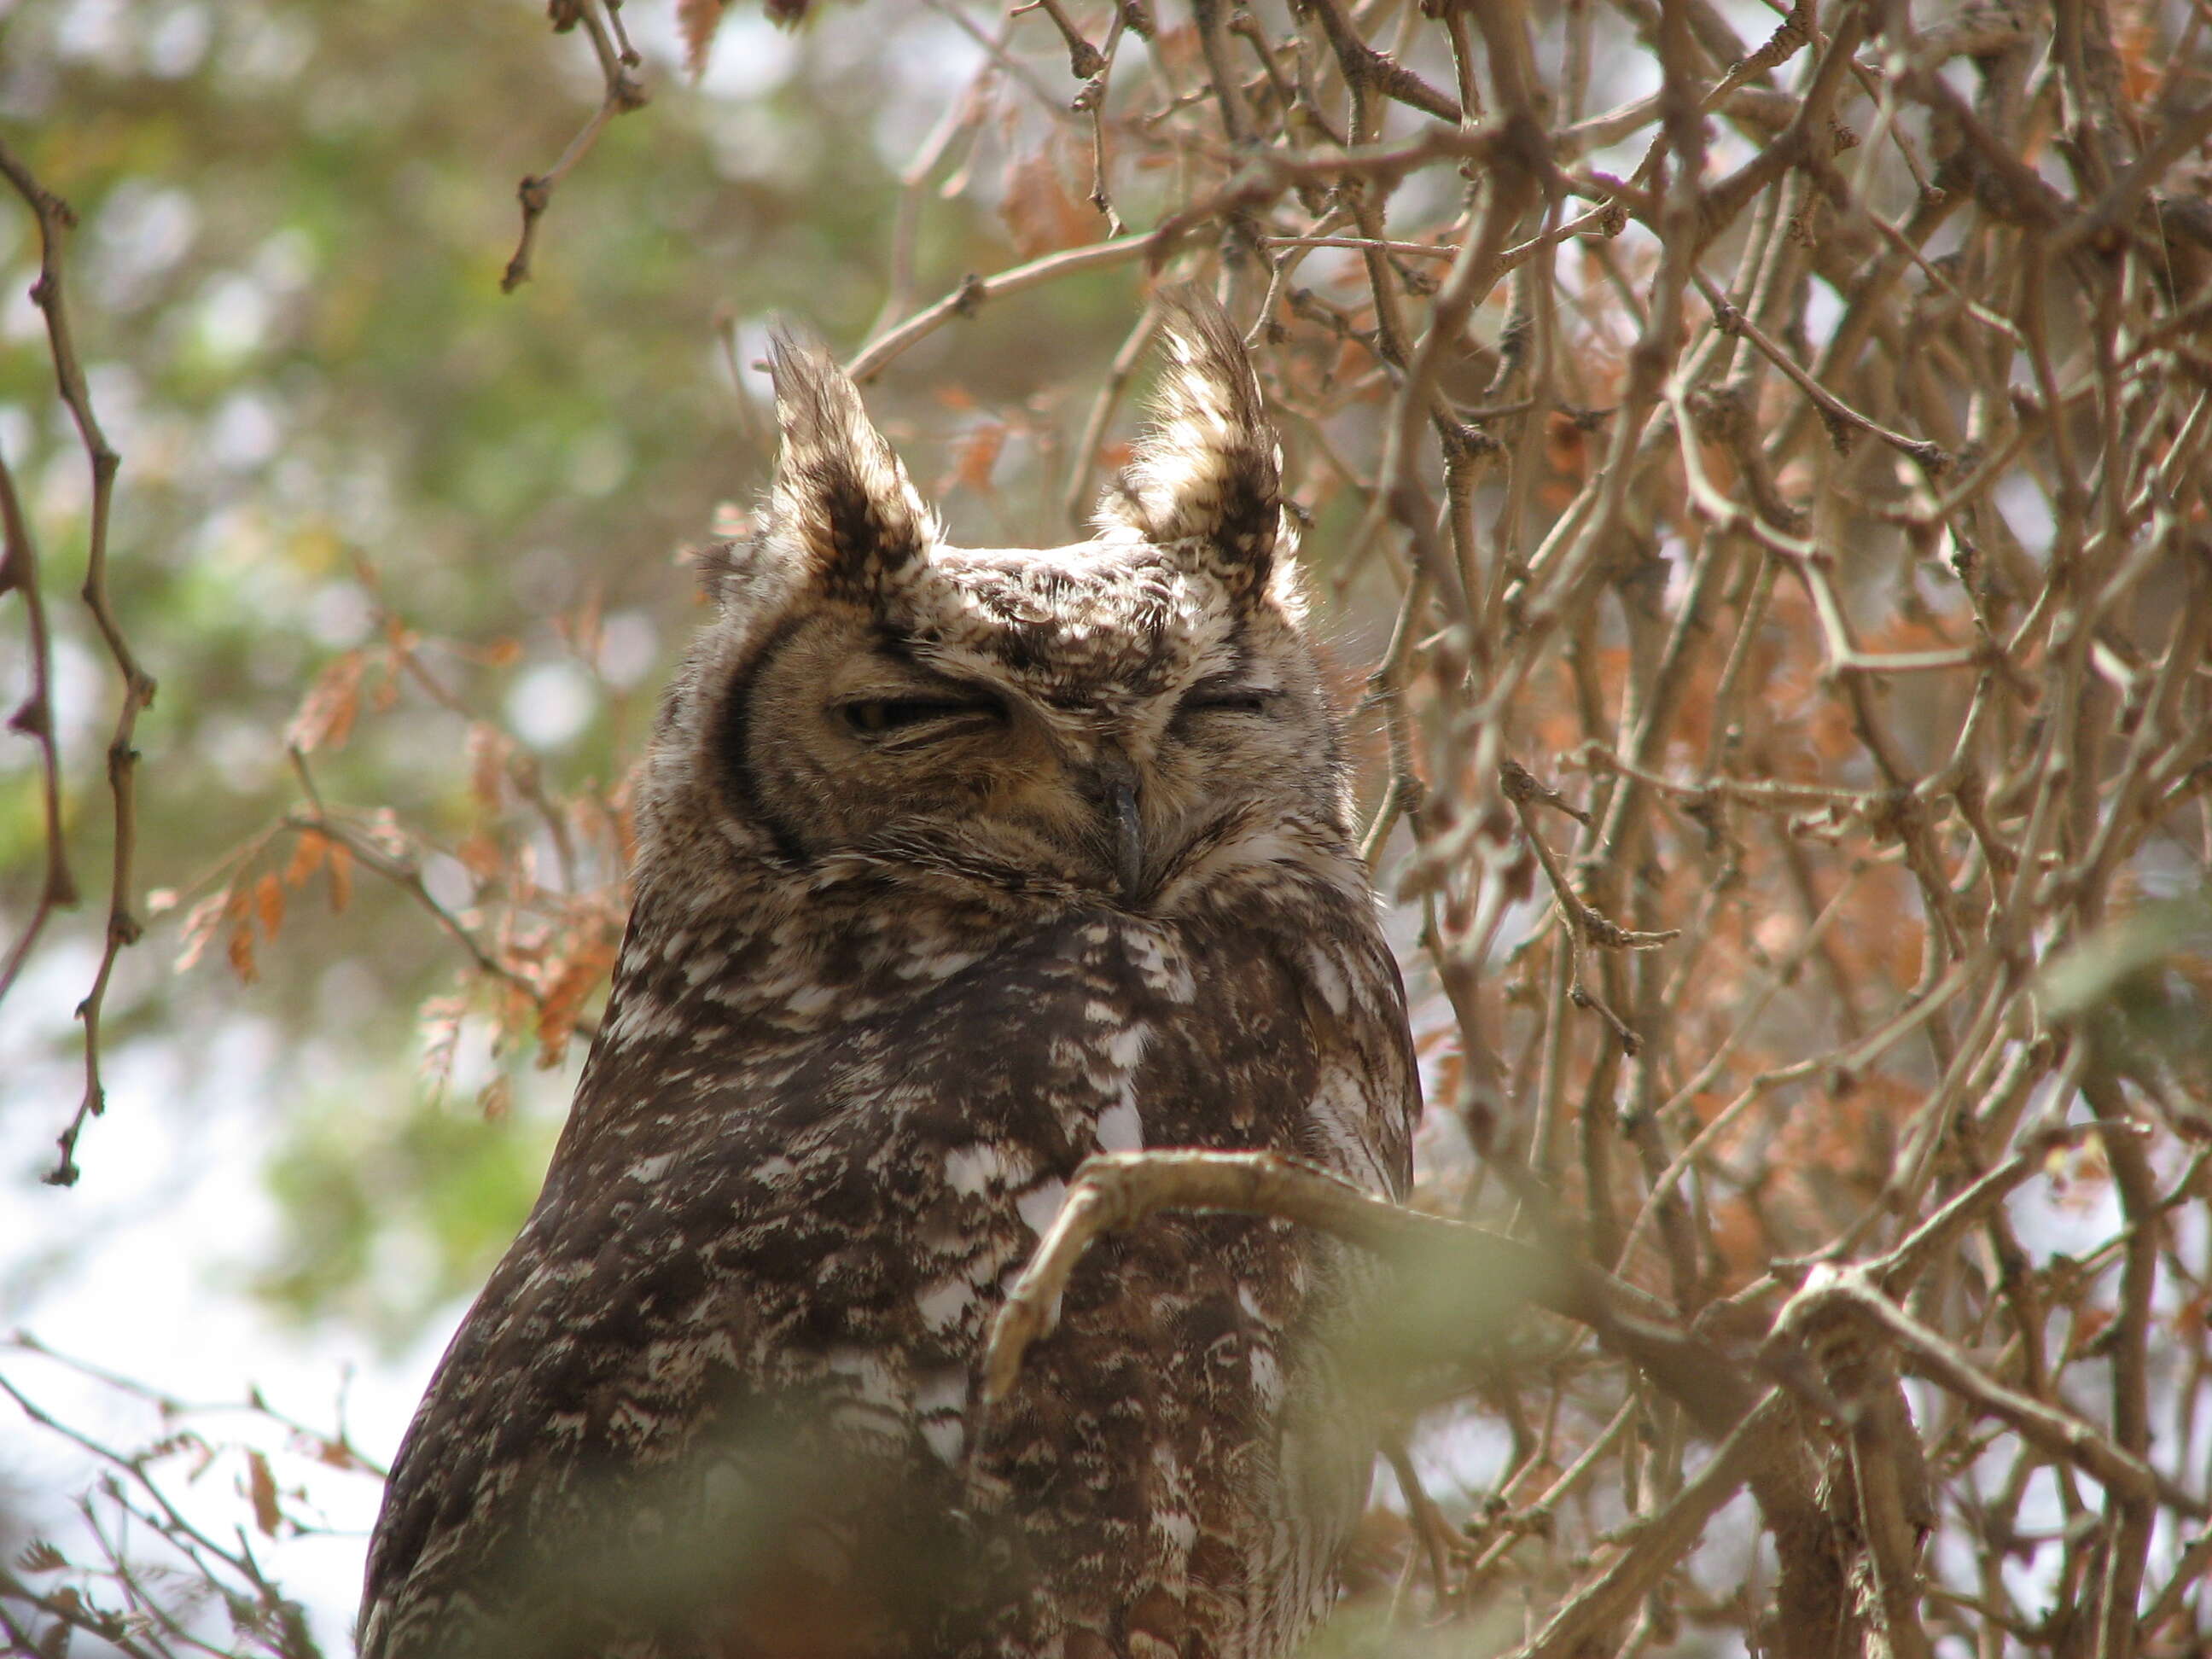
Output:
[[1580, 911, 1680, 952], [1499, 757, 1591, 826]]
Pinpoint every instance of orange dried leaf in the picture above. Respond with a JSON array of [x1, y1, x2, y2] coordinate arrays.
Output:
[[287, 650, 364, 754], [253, 872, 285, 939], [283, 829, 329, 888], [2067, 1307, 2116, 1358], [227, 923, 259, 986], [327, 841, 355, 913], [535, 934, 619, 1068], [677, 0, 730, 73], [998, 148, 1097, 260], [942, 421, 1008, 498], [2116, 4, 2158, 108]]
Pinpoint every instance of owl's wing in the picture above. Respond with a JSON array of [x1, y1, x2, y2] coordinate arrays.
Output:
[[360, 904, 1186, 1659], [357, 1068, 988, 1659]]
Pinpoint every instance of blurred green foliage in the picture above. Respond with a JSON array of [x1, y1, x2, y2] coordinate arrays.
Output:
[[1, 0, 1164, 1342], [253, 1080, 560, 1352], [2041, 896, 2212, 1076]]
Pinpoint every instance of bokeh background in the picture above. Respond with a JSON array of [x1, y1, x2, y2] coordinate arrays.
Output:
[[7, 0, 2212, 1655]]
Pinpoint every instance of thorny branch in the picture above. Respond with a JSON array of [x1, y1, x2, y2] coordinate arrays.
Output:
[[0, 136, 153, 1188], [940, 1, 2212, 1650]]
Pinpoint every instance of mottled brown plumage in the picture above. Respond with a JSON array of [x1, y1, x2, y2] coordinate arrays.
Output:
[[359, 293, 1419, 1659]]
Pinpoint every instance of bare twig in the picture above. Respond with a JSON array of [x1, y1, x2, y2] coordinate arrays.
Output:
[[847, 234, 1156, 383], [502, 0, 648, 294]]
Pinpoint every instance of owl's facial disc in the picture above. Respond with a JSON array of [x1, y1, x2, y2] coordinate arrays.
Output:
[[712, 550, 1343, 914], [684, 293, 1345, 907]]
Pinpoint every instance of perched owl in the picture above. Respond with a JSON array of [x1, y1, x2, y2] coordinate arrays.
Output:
[[358, 293, 1420, 1659]]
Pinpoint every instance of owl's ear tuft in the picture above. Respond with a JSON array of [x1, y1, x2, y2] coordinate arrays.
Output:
[[1095, 289, 1283, 590], [765, 327, 937, 592]]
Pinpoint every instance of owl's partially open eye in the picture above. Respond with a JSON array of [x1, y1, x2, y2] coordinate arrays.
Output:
[[1175, 676, 1278, 719], [838, 693, 1007, 742]]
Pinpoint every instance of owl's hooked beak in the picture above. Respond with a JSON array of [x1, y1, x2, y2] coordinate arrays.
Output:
[[1106, 777, 1144, 905], [1084, 751, 1147, 905]]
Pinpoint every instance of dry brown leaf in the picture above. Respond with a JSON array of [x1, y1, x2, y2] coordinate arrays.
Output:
[[999, 148, 1098, 260], [14, 1540, 67, 1575], [246, 1449, 280, 1537], [941, 420, 1008, 498], [477, 1073, 514, 1123], [282, 829, 329, 888], [677, 0, 730, 73], [286, 650, 364, 754], [314, 1437, 362, 1471], [253, 872, 285, 939], [327, 841, 355, 913], [227, 924, 260, 987], [536, 933, 619, 1068]]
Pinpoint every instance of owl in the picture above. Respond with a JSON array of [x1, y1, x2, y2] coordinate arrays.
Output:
[[358, 292, 1420, 1659]]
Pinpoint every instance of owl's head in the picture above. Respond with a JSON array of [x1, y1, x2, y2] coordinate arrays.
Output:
[[640, 294, 1354, 917]]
